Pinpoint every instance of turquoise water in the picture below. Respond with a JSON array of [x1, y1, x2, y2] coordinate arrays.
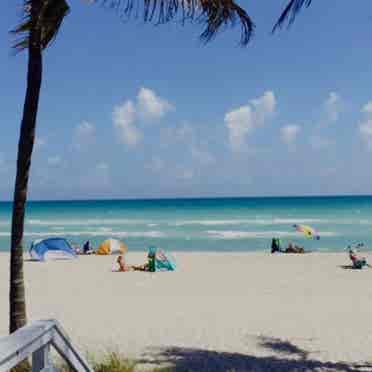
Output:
[[0, 196, 372, 252]]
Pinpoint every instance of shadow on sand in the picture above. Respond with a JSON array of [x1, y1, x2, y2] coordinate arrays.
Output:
[[339, 265, 358, 270], [139, 336, 372, 372], [338, 265, 372, 270]]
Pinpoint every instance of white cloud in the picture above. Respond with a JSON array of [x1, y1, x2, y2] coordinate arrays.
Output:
[[280, 124, 301, 147], [137, 87, 173, 120], [113, 100, 142, 146], [47, 156, 61, 166], [225, 91, 276, 151], [359, 102, 372, 149], [113, 88, 173, 147], [309, 135, 335, 150], [359, 120, 372, 150], [74, 121, 96, 150], [325, 92, 342, 122], [225, 106, 253, 150], [250, 91, 276, 123]]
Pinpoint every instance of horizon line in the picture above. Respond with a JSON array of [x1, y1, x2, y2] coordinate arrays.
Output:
[[1, 193, 372, 203]]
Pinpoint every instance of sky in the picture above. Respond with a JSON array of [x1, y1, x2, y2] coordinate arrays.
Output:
[[1, 1, 372, 200]]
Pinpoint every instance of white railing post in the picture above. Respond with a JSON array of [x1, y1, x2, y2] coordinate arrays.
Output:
[[32, 344, 51, 372], [0, 320, 93, 372]]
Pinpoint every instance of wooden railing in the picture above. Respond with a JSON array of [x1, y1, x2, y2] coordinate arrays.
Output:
[[0, 319, 93, 372]]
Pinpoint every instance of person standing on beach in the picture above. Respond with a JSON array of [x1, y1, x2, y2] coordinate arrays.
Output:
[[271, 238, 282, 253]]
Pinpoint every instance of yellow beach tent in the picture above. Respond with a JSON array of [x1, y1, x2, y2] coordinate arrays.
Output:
[[96, 238, 128, 255]]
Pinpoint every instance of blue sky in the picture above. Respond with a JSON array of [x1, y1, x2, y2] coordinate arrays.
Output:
[[1, 1, 372, 200]]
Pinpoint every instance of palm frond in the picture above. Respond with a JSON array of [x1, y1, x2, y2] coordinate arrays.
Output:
[[12, 0, 70, 51], [272, 0, 312, 32], [96, 0, 255, 45]]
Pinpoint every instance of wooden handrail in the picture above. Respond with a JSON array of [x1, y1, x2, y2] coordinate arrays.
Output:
[[0, 320, 93, 372]]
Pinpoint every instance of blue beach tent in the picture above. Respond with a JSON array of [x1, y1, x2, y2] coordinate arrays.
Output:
[[29, 238, 77, 261]]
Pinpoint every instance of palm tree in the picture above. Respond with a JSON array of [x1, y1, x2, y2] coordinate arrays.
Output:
[[10, 0, 254, 334], [10, 0, 70, 334], [273, 0, 312, 31]]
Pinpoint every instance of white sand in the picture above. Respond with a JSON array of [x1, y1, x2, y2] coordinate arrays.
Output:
[[1, 252, 372, 371]]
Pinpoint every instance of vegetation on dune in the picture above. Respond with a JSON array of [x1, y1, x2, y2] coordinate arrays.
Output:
[[88, 351, 172, 372], [12, 351, 173, 372]]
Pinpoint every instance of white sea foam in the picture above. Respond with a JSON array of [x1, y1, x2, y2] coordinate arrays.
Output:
[[173, 220, 249, 226], [172, 218, 327, 226], [0, 231, 166, 238], [98, 227, 113, 232], [271, 218, 325, 224], [206, 230, 338, 239], [22, 217, 372, 228], [26, 219, 150, 226]]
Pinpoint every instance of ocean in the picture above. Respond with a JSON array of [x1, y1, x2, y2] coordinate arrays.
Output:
[[0, 196, 371, 252]]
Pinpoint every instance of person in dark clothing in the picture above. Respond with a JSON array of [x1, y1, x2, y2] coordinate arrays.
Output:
[[83, 240, 94, 254], [271, 238, 282, 253], [349, 248, 367, 269]]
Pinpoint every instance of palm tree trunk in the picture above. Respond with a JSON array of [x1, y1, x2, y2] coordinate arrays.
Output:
[[9, 10, 42, 334]]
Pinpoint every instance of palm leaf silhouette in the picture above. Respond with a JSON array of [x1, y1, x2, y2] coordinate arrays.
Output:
[[273, 0, 312, 32]]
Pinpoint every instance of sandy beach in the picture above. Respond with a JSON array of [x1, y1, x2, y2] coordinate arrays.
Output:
[[1, 252, 372, 371]]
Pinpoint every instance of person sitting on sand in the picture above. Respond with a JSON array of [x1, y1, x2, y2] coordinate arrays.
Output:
[[285, 242, 305, 254], [116, 255, 148, 272], [294, 244, 305, 253], [117, 255, 133, 272], [349, 248, 367, 269]]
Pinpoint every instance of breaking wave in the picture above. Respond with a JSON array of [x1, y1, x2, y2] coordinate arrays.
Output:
[[0, 231, 166, 238], [26, 219, 149, 226], [206, 230, 338, 239], [172, 218, 328, 226], [10, 217, 372, 228]]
